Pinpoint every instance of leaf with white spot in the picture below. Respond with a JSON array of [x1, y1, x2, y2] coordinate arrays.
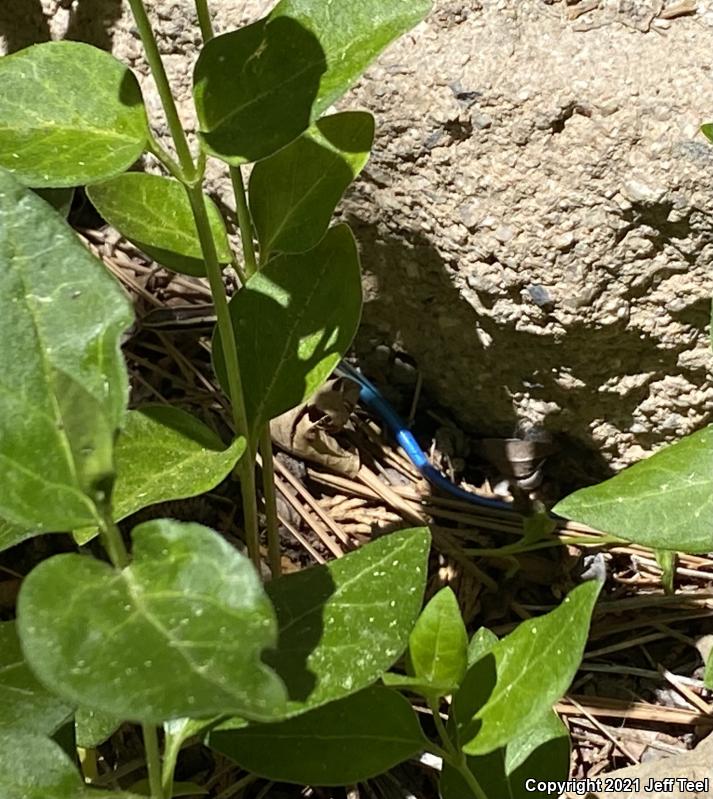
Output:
[[262, 527, 431, 716], [0, 731, 142, 799], [0, 168, 132, 535], [18, 520, 287, 723], [74, 406, 245, 545], [0, 621, 72, 735], [88, 174, 232, 277], [453, 580, 600, 755], [0, 42, 148, 187]]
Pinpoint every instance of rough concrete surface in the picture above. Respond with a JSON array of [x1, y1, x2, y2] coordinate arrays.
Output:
[[3, 0, 712, 482]]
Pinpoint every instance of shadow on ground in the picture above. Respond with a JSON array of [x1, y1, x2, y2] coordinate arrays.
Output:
[[0, 0, 122, 53], [347, 215, 710, 487]]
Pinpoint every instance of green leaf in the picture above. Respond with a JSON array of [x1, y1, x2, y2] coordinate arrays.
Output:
[[454, 580, 600, 755], [209, 686, 425, 786], [250, 111, 374, 259], [74, 406, 245, 545], [0, 731, 142, 799], [213, 224, 361, 437], [270, 0, 432, 117], [441, 710, 570, 799], [705, 651, 713, 691], [0, 517, 37, 553], [407, 587, 467, 696], [0, 42, 147, 187], [35, 187, 75, 217], [264, 527, 431, 716], [467, 627, 498, 668], [75, 707, 121, 748], [87, 174, 232, 277], [701, 123, 713, 144], [193, 16, 326, 165], [0, 622, 73, 735], [17, 520, 287, 723], [554, 426, 713, 553], [0, 168, 133, 533]]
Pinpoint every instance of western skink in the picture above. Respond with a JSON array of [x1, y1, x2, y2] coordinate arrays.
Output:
[[142, 305, 512, 512], [334, 360, 512, 512]]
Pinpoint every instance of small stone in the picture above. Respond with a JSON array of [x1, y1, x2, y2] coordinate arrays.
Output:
[[471, 111, 493, 129], [526, 284, 554, 308], [554, 231, 575, 251], [621, 178, 665, 204], [458, 200, 482, 230], [494, 225, 515, 243]]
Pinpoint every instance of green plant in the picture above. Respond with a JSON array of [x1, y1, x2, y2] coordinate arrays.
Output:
[[0, 0, 603, 796]]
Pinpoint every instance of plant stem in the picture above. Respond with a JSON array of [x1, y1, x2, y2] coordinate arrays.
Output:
[[78, 747, 98, 783], [185, 183, 261, 567], [259, 426, 282, 578], [426, 700, 489, 799], [451, 753, 489, 799], [194, 0, 215, 41], [142, 723, 165, 799], [229, 157, 279, 576], [230, 166, 258, 278], [160, 736, 180, 799], [146, 132, 184, 181], [428, 698, 456, 757], [129, 0, 260, 567], [465, 533, 621, 558], [127, 0, 195, 178], [98, 512, 129, 570]]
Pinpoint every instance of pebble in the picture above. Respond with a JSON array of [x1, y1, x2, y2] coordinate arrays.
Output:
[[526, 284, 554, 309]]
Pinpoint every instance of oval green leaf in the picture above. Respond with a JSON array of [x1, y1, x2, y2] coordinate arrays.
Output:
[[0, 731, 141, 799], [407, 587, 467, 697], [264, 527, 431, 716], [74, 406, 246, 545], [454, 580, 600, 756], [18, 520, 287, 723], [0, 622, 73, 735], [213, 224, 362, 437], [250, 111, 374, 259], [87, 174, 232, 276], [209, 686, 426, 786], [193, 16, 326, 164], [441, 710, 570, 799], [554, 426, 713, 553], [269, 0, 432, 117], [0, 168, 133, 533], [0, 42, 148, 187]]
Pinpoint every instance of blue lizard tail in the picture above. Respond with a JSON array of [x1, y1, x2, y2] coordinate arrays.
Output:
[[336, 360, 512, 512]]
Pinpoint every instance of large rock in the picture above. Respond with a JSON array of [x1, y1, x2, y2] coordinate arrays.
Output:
[[3, 0, 712, 481]]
